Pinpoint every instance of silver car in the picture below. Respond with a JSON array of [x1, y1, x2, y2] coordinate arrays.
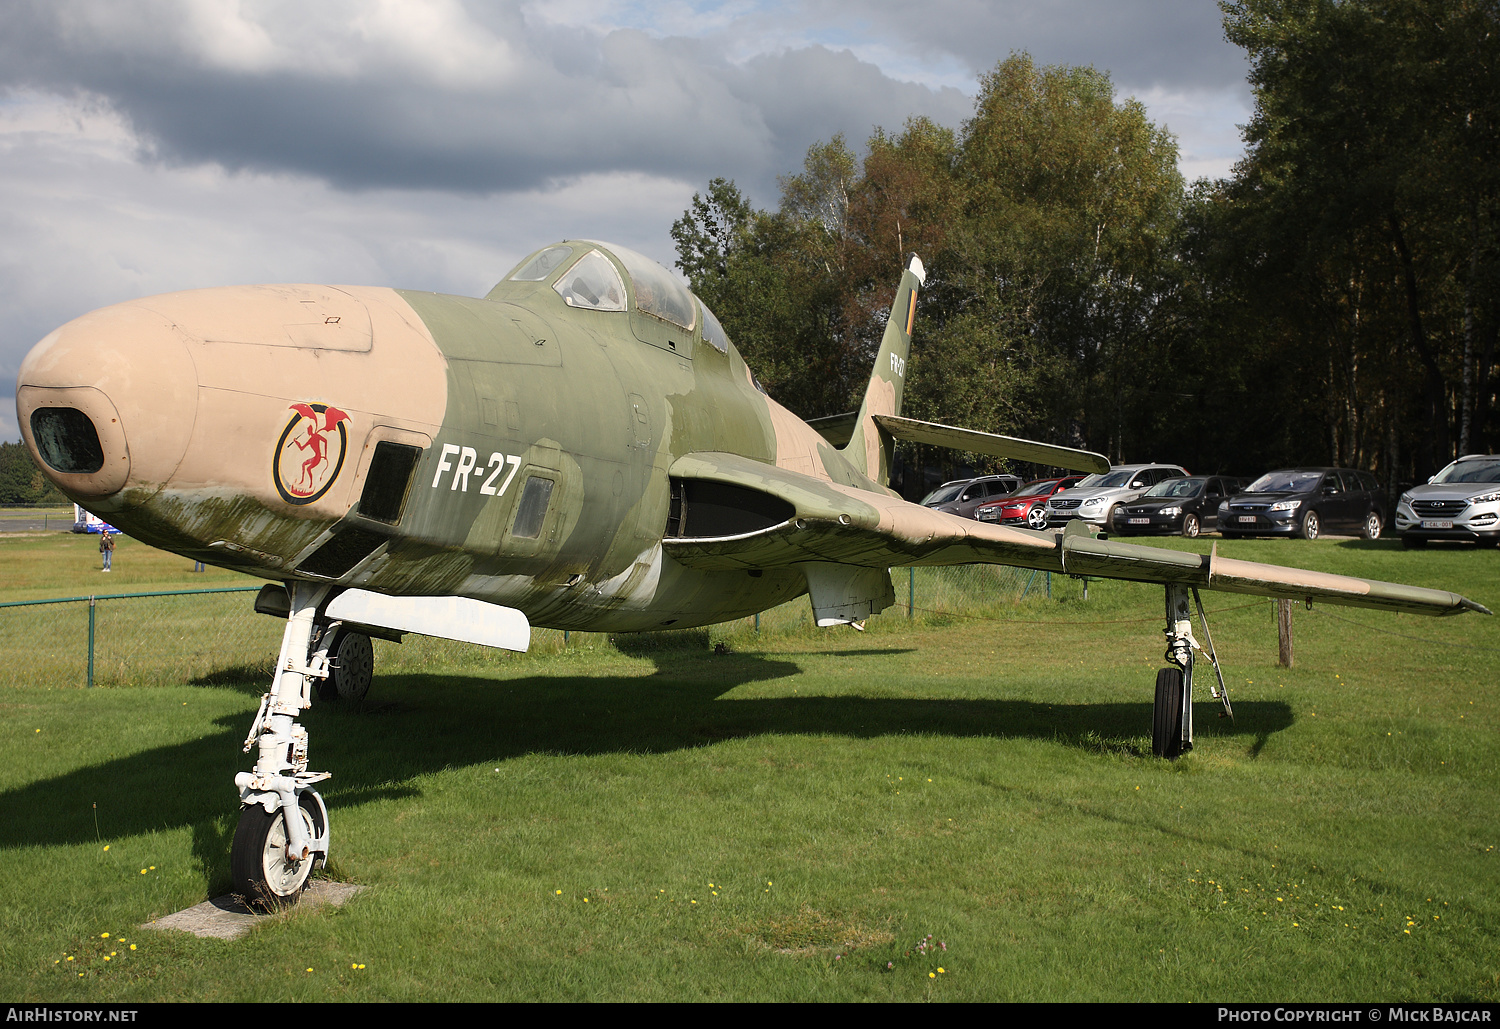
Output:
[[1395, 454, 1500, 547], [1044, 463, 1189, 531]]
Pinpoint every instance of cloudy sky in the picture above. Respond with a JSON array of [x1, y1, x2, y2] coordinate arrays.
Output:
[[1, 0, 1252, 441]]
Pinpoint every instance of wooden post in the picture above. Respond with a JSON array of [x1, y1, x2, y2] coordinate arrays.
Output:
[[1276, 599, 1294, 668]]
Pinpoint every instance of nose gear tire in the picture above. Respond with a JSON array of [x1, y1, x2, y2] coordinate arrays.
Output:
[[231, 793, 325, 909]]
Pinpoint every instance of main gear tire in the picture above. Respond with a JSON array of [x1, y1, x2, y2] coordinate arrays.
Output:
[[315, 630, 373, 703], [1152, 667, 1188, 759]]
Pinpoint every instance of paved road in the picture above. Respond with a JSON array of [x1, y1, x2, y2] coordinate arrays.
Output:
[[0, 515, 73, 533]]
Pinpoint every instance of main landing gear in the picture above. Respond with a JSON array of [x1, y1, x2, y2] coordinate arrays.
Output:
[[1153, 584, 1234, 759], [231, 582, 338, 908]]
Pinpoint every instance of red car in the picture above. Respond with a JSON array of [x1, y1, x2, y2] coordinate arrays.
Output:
[[973, 476, 1086, 529]]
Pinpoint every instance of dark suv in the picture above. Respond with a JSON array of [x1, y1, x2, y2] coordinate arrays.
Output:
[[1219, 468, 1386, 540]]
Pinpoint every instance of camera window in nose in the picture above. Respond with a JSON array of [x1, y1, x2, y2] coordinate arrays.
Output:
[[31, 407, 104, 474]]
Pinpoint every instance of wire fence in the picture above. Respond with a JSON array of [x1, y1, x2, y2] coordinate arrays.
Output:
[[0, 565, 1062, 689]]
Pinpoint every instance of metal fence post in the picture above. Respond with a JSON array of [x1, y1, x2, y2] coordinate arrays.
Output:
[[1021, 569, 1037, 598], [87, 596, 96, 688], [908, 566, 915, 619]]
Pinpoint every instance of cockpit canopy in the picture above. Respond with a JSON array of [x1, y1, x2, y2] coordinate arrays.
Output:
[[502, 241, 729, 354]]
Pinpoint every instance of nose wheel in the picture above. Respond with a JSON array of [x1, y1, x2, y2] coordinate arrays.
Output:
[[232, 791, 327, 908]]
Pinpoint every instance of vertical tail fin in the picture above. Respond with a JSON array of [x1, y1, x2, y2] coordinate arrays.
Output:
[[841, 254, 925, 485]]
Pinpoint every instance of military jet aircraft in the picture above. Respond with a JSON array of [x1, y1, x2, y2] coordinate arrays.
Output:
[[16, 240, 1488, 907]]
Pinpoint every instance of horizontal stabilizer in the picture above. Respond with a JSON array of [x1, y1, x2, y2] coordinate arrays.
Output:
[[326, 589, 532, 651], [872, 415, 1110, 474]]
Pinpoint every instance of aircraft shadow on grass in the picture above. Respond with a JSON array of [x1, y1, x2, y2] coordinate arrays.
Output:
[[0, 644, 1292, 889]]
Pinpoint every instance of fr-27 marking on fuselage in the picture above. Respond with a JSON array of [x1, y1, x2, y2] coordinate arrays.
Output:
[[431, 443, 523, 496]]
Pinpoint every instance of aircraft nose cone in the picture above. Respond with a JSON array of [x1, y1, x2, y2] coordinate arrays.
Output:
[[17, 300, 198, 502]]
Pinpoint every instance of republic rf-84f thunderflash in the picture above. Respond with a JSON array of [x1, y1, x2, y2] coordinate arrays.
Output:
[[16, 240, 1489, 907]]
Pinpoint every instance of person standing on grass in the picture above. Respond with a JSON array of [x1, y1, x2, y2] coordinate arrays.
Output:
[[100, 530, 115, 572]]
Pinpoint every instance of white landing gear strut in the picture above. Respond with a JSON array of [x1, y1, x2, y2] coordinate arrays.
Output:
[[1153, 584, 1234, 759], [231, 582, 335, 907]]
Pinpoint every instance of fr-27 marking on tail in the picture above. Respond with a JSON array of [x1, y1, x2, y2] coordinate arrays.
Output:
[[431, 444, 523, 496], [889, 353, 906, 377]]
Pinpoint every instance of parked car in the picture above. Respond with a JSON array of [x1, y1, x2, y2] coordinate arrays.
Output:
[[1219, 468, 1385, 540], [1394, 454, 1500, 548], [1044, 464, 1190, 530], [974, 476, 1086, 528], [920, 474, 1025, 519], [1111, 475, 1246, 538]]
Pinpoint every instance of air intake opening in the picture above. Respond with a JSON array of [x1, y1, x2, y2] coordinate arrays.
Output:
[[31, 408, 104, 474], [665, 479, 795, 538]]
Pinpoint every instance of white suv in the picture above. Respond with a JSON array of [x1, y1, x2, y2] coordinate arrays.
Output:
[[1044, 464, 1190, 532], [1395, 455, 1500, 547]]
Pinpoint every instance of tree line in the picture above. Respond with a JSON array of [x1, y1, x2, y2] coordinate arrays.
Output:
[[671, 0, 1499, 496], [0, 441, 67, 505]]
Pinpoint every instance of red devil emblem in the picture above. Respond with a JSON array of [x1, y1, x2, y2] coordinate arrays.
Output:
[[274, 402, 351, 505]]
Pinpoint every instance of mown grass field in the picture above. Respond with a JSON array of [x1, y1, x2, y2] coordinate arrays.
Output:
[[0, 530, 1496, 1001]]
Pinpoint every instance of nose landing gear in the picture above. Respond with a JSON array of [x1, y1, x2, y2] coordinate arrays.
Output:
[[231, 582, 335, 908]]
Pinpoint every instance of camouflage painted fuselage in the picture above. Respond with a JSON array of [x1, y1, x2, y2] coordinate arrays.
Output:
[[16, 243, 885, 631]]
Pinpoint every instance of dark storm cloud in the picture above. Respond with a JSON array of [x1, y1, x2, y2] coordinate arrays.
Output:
[[0, 1, 968, 202], [729, 47, 972, 189], [813, 0, 1247, 92]]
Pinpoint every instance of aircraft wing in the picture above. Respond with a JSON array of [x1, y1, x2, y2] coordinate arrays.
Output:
[[662, 452, 1489, 617]]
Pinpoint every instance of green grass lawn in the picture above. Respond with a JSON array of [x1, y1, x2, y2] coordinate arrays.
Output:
[[0, 533, 1496, 1000], [0, 531, 255, 603]]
